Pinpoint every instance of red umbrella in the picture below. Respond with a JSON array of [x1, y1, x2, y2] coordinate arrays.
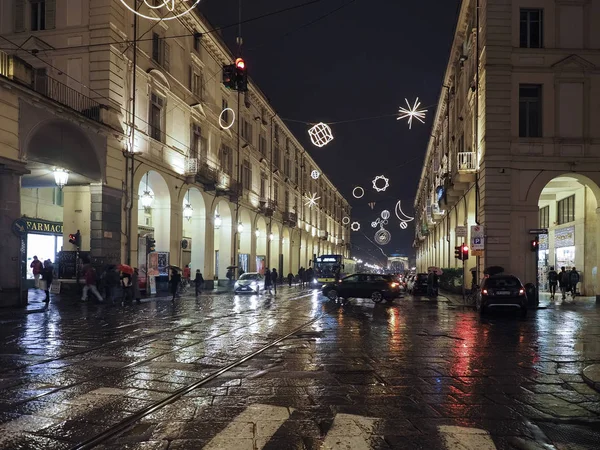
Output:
[[118, 264, 134, 275]]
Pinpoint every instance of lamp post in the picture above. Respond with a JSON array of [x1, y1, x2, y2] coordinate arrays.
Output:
[[53, 168, 69, 189]]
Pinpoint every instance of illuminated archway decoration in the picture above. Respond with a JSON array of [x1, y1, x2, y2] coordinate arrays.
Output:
[[308, 122, 334, 147], [352, 187, 364, 199], [120, 1, 202, 21], [218, 108, 236, 130], [372, 175, 389, 192], [350, 222, 361, 232]]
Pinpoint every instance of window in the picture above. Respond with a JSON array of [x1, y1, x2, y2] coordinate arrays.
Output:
[[241, 119, 253, 143], [53, 187, 63, 207], [284, 153, 291, 177], [539, 205, 549, 229], [557, 195, 575, 225], [273, 147, 280, 170], [191, 125, 206, 160], [520, 9, 543, 49], [189, 67, 203, 99], [259, 133, 267, 157], [260, 174, 266, 198], [219, 145, 233, 175], [284, 190, 290, 211], [193, 32, 201, 52], [149, 93, 164, 142], [242, 160, 252, 191], [519, 84, 542, 138], [273, 182, 279, 205], [31, 0, 46, 31], [152, 33, 170, 71]]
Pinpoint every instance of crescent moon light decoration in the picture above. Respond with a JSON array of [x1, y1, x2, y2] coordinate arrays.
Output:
[[395, 200, 414, 231]]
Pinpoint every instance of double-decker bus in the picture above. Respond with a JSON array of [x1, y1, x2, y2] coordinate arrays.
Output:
[[312, 254, 356, 285]]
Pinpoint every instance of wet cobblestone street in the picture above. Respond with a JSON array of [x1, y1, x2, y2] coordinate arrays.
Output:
[[0, 289, 599, 449]]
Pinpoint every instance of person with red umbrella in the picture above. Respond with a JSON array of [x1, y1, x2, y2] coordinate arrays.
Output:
[[118, 264, 134, 304]]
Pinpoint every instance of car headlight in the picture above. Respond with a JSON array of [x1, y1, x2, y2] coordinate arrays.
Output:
[[313, 278, 318, 284], [250, 281, 257, 287], [234, 282, 239, 288]]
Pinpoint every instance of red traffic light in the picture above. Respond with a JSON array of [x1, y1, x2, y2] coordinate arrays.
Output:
[[235, 58, 245, 70], [462, 245, 469, 252]]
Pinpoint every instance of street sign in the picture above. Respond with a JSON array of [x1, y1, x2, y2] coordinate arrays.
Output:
[[456, 226, 467, 237], [529, 228, 548, 235], [471, 225, 484, 250]]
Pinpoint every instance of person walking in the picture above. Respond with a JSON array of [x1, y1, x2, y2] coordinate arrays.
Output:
[[41, 259, 54, 304], [121, 270, 133, 304], [194, 269, 204, 296], [183, 265, 191, 286], [30, 256, 43, 290], [271, 268, 278, 294], [132, 268, 142, 304], [305, 267, 314, 287], [169, 269, 181, 301], [569, 267, 580, 298], [103, 265, 119, 305], [298, 267, 305, 288], [559, 267, 570, 300], [82, 265, 103, 303], [287, 272, 294, 287], [264, 267, 272, 295], [547, 266, 558, 300]]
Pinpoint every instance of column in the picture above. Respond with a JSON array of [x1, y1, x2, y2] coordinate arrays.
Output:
[[89, 184, 122, 265], [0, 159, 29, 307]]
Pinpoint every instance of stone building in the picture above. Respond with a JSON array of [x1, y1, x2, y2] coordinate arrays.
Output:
[[0, 1, 350, 306], [413, 0, 600, 295]]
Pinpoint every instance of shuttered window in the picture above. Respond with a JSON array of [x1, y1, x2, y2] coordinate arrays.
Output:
[[14, 0, 25, 32]]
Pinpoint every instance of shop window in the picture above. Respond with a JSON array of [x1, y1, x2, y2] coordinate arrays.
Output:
[[520, 9, 543, 49], [539, 205, 549, 229], [519, 84, 542, 138], [557, 195, 575, 225]]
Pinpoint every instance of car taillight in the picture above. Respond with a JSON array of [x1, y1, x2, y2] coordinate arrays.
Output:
[[519, 288, 525, 295], [390, 282, 398, 288], [482, 289, 488, 295]]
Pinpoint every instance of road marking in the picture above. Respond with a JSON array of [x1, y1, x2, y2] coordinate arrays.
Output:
[[321, 413, 379, 450], [202, 403, 292, 450], [438, 426, 497, 450]]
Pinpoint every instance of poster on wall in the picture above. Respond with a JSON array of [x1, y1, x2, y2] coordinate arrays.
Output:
[[148, 276, 157, 294], [147, 252, 169, 277], [555, 226, 575, 248]]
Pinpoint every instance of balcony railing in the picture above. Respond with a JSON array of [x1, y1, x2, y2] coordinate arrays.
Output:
[[457, 152, 477, 173], [284, 211, 297, 227]]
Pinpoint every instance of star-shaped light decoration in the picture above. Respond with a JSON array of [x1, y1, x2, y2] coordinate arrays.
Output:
[[372, 175, 390, 192], [397, 97, 427, 129], [304, 193, 321, 209]]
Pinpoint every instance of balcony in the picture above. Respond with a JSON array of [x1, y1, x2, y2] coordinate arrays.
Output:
[[457, 152, 477, 173], [195, 162, 218, 190], [283, 211, 297, 227], [184, 157, 199, 176], [259, 200, 277, 217]]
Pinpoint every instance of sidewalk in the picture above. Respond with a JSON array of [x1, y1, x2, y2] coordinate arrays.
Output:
[[583, 365, 600, 392]]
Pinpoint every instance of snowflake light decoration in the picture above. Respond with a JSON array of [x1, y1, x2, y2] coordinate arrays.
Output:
[[397, 97, 427, 129], [308, 122, 334, 148], [351, 221, 361, 232], [305, 193, 320, 209], [311, 170, 320, 180], [120, 1, 202, 21], [342, 217, 350, 225], [375, 228, 391, 245], [352, 187, 365, 199], [372, 175, 389, 192], [381, 210, 390, 220]]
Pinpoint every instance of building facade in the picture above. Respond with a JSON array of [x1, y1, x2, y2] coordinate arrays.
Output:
[[414, 0, 600, 295], [0, 0, 350, 306]]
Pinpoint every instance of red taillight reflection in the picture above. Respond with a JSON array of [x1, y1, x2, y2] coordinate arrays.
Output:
[[519, 288, 525, 295], [482, 289, 488, 295]]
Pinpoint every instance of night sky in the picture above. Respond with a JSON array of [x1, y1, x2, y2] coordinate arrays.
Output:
[[199, 0, 460, 265]]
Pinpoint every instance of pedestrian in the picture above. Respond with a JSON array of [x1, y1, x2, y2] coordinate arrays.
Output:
[[298, 267, 305, 288], [569, 267, 580, 298], [264, 267, 272, 294], [169, 269, 181, 301], [271, 268, 278, 294], [305, 267, 314, 287], [30, 256, 43, 290], [559, 267, 569, 300], [547, 266, 558, 300], [121, 270, 133, 304], [226, 269, 233, 285], [194, 269, 205, 296], [132, 268, 141, 304], [432, 271, 439, 297], [427, 270, 434, 297], [287, 272, 294, 287], [41, 259, 54, 304], [103, 265, 119, 304], [82, 265, 103, 302], [183, 264, 191, 286]]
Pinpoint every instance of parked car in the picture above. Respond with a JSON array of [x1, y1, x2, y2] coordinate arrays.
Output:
[[234, 272, 264, 294], [322, 273, 401, 303], [476, 274, 528, 317], [409, 273, 429, 295]]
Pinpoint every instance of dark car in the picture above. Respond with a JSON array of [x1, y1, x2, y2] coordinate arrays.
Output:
[[476, 274, 528, 317], [322, 273, 401, 303], [410, 273, 429, 295]]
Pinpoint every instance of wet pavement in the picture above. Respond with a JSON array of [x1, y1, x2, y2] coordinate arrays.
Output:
[[0, 288, 599, 449]]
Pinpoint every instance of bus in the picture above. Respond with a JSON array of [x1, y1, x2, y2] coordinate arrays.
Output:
[[312, 255, 356, 285]]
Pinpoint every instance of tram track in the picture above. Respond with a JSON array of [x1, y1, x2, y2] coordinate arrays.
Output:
[[8, 292, 316, 408]]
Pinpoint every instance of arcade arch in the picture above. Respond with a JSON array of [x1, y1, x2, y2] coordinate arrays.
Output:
[[181, 188, 206, 275], [237, 208, 253, 273], [255, 216, 268, 274], [213, 199, 233, 280]]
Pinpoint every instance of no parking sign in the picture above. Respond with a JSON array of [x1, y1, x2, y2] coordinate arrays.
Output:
[[471, 225, 485, 250]]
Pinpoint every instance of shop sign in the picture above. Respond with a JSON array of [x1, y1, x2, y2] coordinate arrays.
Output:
[[12, 217, 63, 237], [539, 233, 549, 251], [555, 226, 575, 248]]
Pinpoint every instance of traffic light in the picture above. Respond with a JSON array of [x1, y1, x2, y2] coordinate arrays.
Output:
[[146, 236, 156, 253], [68, 230, 81, 248], [530, 239, 539, 252], [235, 57, 248, 92], [461, 244, 469, 261], [454, 246, 462, 260], [222, 58, 248, 91]]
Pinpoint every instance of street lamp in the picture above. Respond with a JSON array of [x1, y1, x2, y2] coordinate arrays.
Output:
[[255, 229, 260, 238], [53, 168, 69, 189], [183, 203, 193, 221], [214, 214, 222, 229], [237, 222, 244, 234], [140, 172, 154, 209], [269, 233, 274, 241]]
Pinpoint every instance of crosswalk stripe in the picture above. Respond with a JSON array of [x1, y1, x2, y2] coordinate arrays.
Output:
[[321, 413, 380, 450], [202, 404, 293, 450], [438, 426, 497, 450]]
